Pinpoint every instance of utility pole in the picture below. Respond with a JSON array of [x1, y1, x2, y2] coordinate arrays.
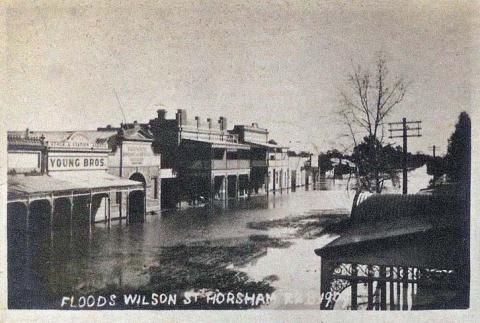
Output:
[[388, 118, 422, 195], [402, 118, 408, 195], [428, 145, 436, 158]]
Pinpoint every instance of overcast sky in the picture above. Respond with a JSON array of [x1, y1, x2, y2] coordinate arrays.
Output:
[[4, 0, 477, 155]]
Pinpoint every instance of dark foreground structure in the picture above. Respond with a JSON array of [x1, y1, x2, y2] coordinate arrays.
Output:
[[315, 184, 470, 310]]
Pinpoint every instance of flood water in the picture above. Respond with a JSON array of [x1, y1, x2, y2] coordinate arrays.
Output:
[[8, 179, 355, 309], [8, 166, 439, 310]]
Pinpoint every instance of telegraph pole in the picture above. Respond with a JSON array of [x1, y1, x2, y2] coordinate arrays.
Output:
[[388, 118, 422, 195], [402, 118, 408, 195]]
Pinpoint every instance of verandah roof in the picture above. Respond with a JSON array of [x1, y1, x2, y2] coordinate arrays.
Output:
[[243, 141, 288, 150], [8, 172, 143, 201]]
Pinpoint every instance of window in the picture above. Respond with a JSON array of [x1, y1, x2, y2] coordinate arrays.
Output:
[[213, 148, 225, 160], [226, 151, 239, 160], [116, 192, 122, 204], [153, 176, 158, 199]]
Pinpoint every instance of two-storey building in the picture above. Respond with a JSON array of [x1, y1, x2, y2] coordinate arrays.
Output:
[[230, 123, 289, 195], [149, 109, 251, 205]]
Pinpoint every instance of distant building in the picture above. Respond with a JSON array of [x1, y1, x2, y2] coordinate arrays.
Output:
[[230, 123, 290, 194], [287, 150, 314, 190], [7, 110, 323, 238], [149, 109, 251, 205]]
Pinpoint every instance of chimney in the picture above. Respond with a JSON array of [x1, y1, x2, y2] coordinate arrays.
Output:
[[195, 116, 200, 128], [218, 117, 227, 131], [223, 117, 227, 130], [207, 118, 212, 129], [176, 109, 187, 126], [157, 109, 167, 120]]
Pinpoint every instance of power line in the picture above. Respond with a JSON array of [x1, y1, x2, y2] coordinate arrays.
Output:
[[113, 88, 127, 124]]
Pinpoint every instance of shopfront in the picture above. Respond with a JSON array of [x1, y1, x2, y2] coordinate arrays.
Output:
[[7, 130, 146, 240], [99, 122, 161, 216]]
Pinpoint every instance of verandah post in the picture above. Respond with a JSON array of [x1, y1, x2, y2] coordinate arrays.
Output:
[[50, 193, 54, 243], [351, 263, 358, 310], [69, 193, 74, 237], [88, 191, 92, 237]]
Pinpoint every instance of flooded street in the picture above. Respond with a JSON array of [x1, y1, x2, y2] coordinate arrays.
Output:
[[9, 181, 353, 309], [237, 235, 337, 309]]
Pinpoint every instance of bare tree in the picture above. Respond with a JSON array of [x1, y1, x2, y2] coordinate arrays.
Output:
[[340, 57, 406, 141], [339, 56, 407, 192]]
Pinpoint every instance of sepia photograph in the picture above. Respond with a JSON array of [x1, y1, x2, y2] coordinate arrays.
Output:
[[1, 0, 477, 321]]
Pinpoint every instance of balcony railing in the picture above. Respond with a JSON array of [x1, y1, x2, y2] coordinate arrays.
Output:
[[267, 159, 289, 168], [189, 160, 212, 170], [180, 128, 240, 143], [188, 159, 251, 170], [251, 160, 268, 167], [212, 159, 250, 170]]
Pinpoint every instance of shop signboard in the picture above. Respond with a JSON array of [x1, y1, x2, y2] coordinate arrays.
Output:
[[122, 141, 160, 167], [48, 153, 108, 171]]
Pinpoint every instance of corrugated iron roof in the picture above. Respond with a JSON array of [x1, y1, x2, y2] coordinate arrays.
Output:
[[8, 172, 142, 200]]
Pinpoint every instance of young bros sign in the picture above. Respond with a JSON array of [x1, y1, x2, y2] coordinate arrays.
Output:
[[48, 154, 108, 171]]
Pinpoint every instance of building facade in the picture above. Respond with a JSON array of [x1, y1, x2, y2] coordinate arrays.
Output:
[[7, 130, 148, 241], [97, 122, 162, 217], [149, 109, 251, 205], [230, 123, 290, 195], [288, 151, 309, 190], [7, 111, 321, 232]]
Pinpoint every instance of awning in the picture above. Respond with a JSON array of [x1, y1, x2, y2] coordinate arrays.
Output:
[[314, 222, 464, 270], [314, 192, 466, 268], [50, 172, 143, 190], [8, 172, 143, 201], [316, 216, 434, 254], [9, 174, 79, 196]]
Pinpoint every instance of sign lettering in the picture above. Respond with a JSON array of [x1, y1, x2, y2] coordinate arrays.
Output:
[[48, 156, 107, 171], [122, 143, 159, 167]]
